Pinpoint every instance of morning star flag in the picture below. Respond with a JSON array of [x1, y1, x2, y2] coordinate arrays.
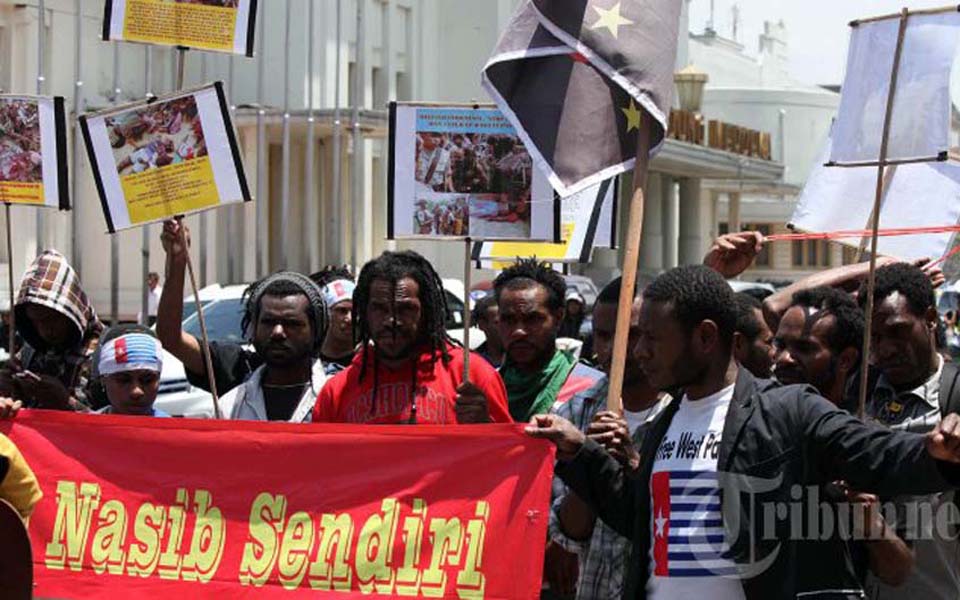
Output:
[[482, 0, 681, 197]]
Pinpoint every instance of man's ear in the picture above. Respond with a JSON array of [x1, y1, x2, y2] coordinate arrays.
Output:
[[838, 346, 859, 375], [695, 320, 721, 354], [926, 306, 939, 330]]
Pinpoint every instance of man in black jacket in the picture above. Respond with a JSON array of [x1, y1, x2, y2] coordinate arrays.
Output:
[[527, 265, 960, 600]]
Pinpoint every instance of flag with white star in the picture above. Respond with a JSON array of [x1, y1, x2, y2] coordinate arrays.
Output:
[[482, 0, 681, 196]]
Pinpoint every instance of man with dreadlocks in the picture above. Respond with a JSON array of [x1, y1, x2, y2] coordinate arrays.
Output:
[[495, 258, 603, 423], [313, 250, 511, 424], [219, 271, 329, 422]]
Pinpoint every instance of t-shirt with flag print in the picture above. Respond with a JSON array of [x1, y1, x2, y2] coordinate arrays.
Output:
[[648, 384, 745, 600]]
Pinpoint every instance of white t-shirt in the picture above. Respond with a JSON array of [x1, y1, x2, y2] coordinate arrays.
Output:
[[648, 384, 745, 600], [623, 397, 671, 435]]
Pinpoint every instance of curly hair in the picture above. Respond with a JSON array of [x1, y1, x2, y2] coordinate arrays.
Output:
[[493, 257, 566, 311], [858, 262, 934, 317], [792, 286, 864, 355], [733, 292, 764, 341], [643, 265, 737, 347], [310, 265, 355, 288], [471, 293, 497, 324]]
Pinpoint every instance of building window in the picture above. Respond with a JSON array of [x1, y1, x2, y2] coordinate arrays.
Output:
[[396, 71, 410, 101], [372, 66, 384, 108], [792, 239, 831, 268]]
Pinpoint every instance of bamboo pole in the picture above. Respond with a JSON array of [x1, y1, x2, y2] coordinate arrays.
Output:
[[462, 238, 472, 381], [857, 8, 910, 419], [606, 118, 652, 412], [6, 204, 15, 357]]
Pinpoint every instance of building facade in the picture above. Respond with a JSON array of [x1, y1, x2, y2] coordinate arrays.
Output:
[[689, 20, 844, 283], [0, 0, 790, 319]]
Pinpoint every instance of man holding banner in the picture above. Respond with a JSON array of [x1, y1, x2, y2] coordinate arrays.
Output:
[[314, 250, 511, 424], [529, 265, 960, 600]]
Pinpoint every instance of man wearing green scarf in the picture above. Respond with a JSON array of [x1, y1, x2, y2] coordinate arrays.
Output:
[[494, 259, 604, 423]]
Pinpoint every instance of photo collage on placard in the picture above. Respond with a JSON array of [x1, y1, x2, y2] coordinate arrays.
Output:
[[414, 111, 534, 239], [106, 95, 206, 177], [0, 99, 42, 185]]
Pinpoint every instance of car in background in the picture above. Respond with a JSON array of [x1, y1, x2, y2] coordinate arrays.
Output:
[[728, 280, 776, 301], [155, 279, 484, 417]]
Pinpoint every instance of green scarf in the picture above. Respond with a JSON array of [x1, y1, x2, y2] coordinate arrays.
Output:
[[500, 350, 577, 422]]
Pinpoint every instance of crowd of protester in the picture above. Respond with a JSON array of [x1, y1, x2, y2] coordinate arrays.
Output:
[[4, 225, 960, 599]]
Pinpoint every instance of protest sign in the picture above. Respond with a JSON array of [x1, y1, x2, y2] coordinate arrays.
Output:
[[80, 82, 250, 233], [475, 177, 617, 268], [102, 0, 258, 57], [830, 9, 960, 166], [388, 102, 559, 242], [5, 410, 553, 599], [0, 95, 69, 209], [791, 133, 960, 262]]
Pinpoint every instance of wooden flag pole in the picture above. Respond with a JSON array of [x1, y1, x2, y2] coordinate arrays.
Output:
[[5, 203, 14, 358], [606, 118, 652, 412], [462, 237, 472, 381], [857, 7, 909, 419], [170, 46, 222, 419]]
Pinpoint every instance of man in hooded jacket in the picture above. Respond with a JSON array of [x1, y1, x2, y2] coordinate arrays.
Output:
[[0, 250, 103, 411]]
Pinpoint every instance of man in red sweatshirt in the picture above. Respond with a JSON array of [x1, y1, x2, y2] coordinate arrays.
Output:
[[314, 250, 511, 424]]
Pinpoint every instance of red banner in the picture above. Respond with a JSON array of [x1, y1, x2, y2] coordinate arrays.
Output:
[[2, 410, 554, 599]]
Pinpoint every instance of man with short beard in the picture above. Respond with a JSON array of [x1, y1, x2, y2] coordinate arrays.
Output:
[[528, 265, 960, 600], [773, 286, 913, 587], [313, 251, 510, 424], [221, 272, 329, 423], [732, 293, 775, 378], [546, 277, 670, 600], [495, 258, 603, 423]]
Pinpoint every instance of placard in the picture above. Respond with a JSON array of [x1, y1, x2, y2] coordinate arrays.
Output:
[[0, 95, 69, 209], [388, 102, 559, 242], [102, 0, 258, 57], [830, 10, 960, 165], [475, 177, 617, 268], [80, 82, 250, 233]]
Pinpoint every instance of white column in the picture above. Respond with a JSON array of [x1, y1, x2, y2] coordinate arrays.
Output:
[[678, 178, 703, 265], [662, 176, 678, 269], [728, 191, 741, 233], [640, 173, 664, 274]]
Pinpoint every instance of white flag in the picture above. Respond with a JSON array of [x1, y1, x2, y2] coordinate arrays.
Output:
[[793, 135, 960, 261], [831, 11, 960, 165]]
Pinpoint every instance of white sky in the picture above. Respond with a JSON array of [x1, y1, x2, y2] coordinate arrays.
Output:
[[688, 0, 953, 85]]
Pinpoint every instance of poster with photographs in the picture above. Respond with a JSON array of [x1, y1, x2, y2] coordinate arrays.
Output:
[[388, 102, 559, 241], [80, 82, 250, 233], [102, 0, 258, 57], [0, 95, 69, 209], [474, 177, 618, 268]]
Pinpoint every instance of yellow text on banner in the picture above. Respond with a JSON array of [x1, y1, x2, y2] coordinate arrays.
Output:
[[120, 157, 220, 225], [122, 0, 237, 52], [0, 182, 44, 206]]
